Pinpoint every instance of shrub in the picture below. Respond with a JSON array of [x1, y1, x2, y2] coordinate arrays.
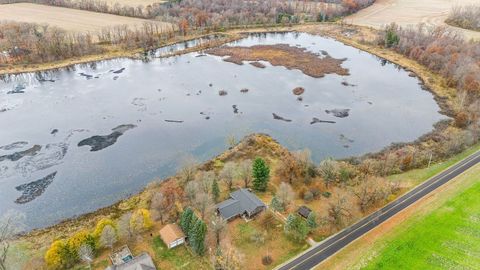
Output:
[[262, 255, 273, 265], [303, 191, 314, 202]]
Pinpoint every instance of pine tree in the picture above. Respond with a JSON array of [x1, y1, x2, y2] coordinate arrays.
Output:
[[189, 219, 207, 255], [212, 178, 220, 203], [306, 212, 318, 230], [252, 157, 270, 192], [180, 208, 194, 233]]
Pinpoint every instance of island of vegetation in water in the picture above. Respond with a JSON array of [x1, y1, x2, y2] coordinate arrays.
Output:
[[206, 44, 350, 78]]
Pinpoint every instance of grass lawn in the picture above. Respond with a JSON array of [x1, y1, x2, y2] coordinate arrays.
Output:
[[363, 169, 480, 269], [230, 216, 309, 270], [151, 236, 211, 270]]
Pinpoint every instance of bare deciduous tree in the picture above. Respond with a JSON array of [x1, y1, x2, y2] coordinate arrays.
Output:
[[210, 215, 227, 248], [327, 196, 352, 228], [220, 162, 237, 191], [78, 244, 94, 269], [0, 210, 25, 270], [117, 212, 134, 240], [276, 182, 295, 210], [195, 191, 215, 220], [99, 225, 117, 251], [318, 158, 338, 188], [235, 159, 252, 188], [180, 156, 197, 184]]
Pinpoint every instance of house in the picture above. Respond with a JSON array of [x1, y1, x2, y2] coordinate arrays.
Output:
[[297, 205, 312, 219], [106, 246, 156, 270], [159, 223, 186, 249], [216, 188, 266, 221]]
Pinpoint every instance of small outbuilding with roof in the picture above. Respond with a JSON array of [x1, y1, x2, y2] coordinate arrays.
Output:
[[297, 205, 312, 219], [159, 223, 186, 249]]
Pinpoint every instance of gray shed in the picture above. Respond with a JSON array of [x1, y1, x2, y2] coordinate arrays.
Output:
[[216, 188, 266, 221]]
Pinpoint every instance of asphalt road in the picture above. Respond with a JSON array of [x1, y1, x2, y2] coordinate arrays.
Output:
[[277, 149, 480, 270]]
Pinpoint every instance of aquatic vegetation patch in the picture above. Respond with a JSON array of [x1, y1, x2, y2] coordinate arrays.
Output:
[[207, 44, 349, 78], [15, 171, 57, 204], [78, 124, 136, 152]]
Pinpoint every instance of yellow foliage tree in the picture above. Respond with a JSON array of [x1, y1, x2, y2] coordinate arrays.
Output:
[[44, 240, 76, 270], [67, 230, 91, 253], [130, 208, 153, 233], [93, 218, 116, 238]]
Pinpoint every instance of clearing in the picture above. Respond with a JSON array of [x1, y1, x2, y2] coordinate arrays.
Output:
[[316, 152, 480, 269], [0, 3, 170, 33], [346, 0, 480, 40]]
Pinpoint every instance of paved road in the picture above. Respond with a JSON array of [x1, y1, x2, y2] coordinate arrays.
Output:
[[277, 150, 480, 270]]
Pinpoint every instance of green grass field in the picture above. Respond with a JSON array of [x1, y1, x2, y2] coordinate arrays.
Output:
[[363, 170, 480, 269]]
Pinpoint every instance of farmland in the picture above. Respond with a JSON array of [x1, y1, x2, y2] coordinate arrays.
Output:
[[0, 3, 169, 33], [346, 0, 480, 40]]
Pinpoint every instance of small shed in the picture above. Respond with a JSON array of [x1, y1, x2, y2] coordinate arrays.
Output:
[[159, 223, 186, 249], [297, 206, 312, 219]]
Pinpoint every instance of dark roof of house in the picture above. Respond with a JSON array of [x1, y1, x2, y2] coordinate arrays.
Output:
[[216, 189, 266, 220], [297, 206, 312, 218], [216, 198, 243, 220]]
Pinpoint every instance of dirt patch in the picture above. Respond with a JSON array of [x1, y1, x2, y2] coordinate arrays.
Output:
[[206, 44, 349, 78]]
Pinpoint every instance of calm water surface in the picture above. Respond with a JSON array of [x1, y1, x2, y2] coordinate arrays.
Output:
[[0, 32, 445, 229]]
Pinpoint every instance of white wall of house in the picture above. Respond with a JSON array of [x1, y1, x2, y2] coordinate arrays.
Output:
[[168, 238, 185, 249]]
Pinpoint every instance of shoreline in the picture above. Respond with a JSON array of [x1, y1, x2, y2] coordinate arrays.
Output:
[[15, 23, 459, 233], [10, 23, 465, 246]]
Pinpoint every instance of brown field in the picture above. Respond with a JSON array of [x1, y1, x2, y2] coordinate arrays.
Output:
[[0, 3, 170, 33], [345, 0, 480, 40]]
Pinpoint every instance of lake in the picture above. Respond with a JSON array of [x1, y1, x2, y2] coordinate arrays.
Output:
[[0, 32, 445, 229]]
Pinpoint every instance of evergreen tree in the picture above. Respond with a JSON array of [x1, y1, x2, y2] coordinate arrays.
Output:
[[180, 208, 194, 233], [284, 214, 308, 242], [306, 212, 318, 231], [189, 219, 207, 255], [252, 157, 270, 192], [270, 196, 284, 212], [212, 178, 220, 203]]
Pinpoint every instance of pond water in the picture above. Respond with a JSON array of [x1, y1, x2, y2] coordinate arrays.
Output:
[[0, 32, 445, 229]]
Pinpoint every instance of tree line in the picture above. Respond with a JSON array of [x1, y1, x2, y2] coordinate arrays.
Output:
[[0, 0, 375, 32], [0, 21, 176, 65]]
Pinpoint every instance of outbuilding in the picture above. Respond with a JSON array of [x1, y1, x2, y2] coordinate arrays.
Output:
[[297, 205, 312, 219], [159, 223, 186, 249]]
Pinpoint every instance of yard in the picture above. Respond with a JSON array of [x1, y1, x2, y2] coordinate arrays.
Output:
[[151, 236, 211, 270], [228, 214, 309, 270]]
